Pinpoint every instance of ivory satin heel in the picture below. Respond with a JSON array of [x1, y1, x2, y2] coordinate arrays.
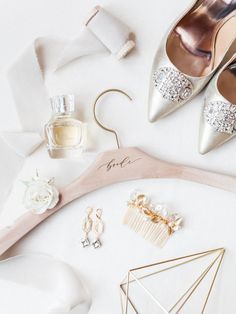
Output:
[[199, 53, 236, 154], [148, 0, 236, 122]]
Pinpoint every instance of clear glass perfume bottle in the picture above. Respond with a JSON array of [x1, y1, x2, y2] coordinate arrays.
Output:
[[45, 95, 87, 159]]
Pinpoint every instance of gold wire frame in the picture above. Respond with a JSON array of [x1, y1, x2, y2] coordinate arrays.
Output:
[[120, 248, 225, 314]]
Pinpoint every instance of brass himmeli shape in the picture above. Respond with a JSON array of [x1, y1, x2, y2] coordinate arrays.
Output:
[[120, 248, 225, 314]]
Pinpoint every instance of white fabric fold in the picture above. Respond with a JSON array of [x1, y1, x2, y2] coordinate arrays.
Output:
[[1, 132, 43, 157], [0, 137, 24, 207], [0, 254, 91, 314], [56, 28, 107, 70]]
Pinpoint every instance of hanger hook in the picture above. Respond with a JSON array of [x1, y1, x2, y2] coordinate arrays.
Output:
[[93, 88, 132, 149]]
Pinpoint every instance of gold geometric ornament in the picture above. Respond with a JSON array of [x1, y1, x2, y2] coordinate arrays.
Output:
[[120, 248, 225, 314]]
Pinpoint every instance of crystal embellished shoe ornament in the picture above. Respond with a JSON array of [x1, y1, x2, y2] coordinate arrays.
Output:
[[123, 191, 183, 247], [199, 53, 236, 154], [204, 101, 236, 134], [153, 67, 193, 103]]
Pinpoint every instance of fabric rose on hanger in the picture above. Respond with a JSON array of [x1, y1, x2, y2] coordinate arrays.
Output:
[[23, 172, 59, 214]]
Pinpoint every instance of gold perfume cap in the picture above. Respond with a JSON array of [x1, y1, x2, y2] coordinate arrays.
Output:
[[50, 95, 75, 113]]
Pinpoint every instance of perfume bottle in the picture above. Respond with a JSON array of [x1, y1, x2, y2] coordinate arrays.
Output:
[[45, 95, 87, 159]]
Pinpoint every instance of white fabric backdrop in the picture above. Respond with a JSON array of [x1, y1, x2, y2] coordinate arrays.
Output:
[[0, 0, 236, 313]]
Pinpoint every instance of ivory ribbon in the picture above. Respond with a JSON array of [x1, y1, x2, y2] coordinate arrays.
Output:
[[0, 5, 135, 313], [0, 5, 135, 208]]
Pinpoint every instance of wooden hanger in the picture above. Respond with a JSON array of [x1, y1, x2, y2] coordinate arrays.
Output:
[[0, 89, 235, 256]]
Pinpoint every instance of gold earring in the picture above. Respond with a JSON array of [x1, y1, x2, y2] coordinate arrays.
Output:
[[92, 208, 104, 249], [81, 207, 93, 248]]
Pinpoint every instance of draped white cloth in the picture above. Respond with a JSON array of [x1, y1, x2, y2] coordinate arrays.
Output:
[[0, 254, 91, 314], [0, 6, 135, 313]]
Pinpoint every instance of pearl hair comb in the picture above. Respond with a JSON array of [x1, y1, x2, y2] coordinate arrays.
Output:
[[123, 191, 183, 247]]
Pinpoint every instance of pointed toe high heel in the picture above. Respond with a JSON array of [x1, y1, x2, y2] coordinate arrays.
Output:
[[199, 53, 236, 154], [148, 80, 178, 122], [148, 0, 236, 122]]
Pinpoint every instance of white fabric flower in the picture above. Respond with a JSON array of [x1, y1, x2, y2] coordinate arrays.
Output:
[[23, 174, 59, 214]]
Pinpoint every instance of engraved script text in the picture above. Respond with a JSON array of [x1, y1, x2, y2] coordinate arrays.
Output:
[[98, 156, 141, 172]]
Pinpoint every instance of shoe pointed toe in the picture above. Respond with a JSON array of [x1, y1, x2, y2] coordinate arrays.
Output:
[[198, 116, 234, 154], [148, 86, 180, 122]]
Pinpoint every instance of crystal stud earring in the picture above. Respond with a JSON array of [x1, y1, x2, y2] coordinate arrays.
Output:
[[92, 208, 104, 249], [81, 207, 93, 248]]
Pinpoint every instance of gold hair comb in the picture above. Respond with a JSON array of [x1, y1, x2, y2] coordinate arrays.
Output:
[[123, 191, 183, 247]]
